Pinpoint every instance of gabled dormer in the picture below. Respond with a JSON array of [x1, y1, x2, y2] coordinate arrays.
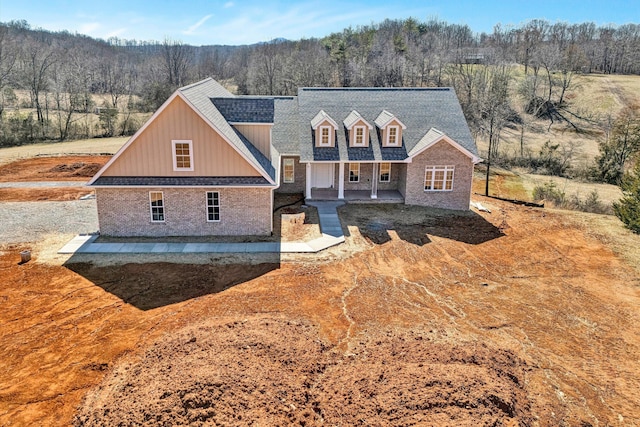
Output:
[[375, 110, 407, 147], [343, 110, 373, 148], [311, 110, 338, 147]]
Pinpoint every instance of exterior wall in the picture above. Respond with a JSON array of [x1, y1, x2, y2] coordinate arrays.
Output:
[[398, 162, 407, 198], [343, 163, 374, 191], [104, 96, 260, 177], [276, 156, 305, 193], [233, 124, 272, 159], [377, 163, 403, 191], [404, 140, 473, 210], [96, 187, 272, 237]]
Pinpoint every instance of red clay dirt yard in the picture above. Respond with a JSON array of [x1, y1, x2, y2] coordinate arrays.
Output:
[[0, 155, 639, 426]]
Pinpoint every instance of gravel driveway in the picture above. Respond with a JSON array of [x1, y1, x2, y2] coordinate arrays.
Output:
[[0, 200, 98, 244]]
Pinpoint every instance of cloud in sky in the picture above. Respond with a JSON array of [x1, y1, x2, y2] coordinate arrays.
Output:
[[224, 2, 234, 8], [184, 14, 214, 35]]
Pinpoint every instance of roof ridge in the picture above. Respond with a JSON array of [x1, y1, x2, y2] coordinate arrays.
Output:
[[179, 77, 214, 92], [300, 87, 452, 92]]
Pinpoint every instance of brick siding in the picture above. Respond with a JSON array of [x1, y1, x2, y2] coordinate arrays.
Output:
[[96, 187, 272, 236], [276, 156, 305, 193], [404, 141, 473, 210]]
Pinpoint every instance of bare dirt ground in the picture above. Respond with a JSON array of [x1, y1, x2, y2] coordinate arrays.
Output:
[[1, 155, 640, 426]]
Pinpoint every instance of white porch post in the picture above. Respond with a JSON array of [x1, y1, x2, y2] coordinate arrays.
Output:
[[371, 163, 378, 199], [338, 162, 345, 199], [305, 163, 312, 199]]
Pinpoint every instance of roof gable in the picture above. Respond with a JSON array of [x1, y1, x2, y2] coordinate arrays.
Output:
[[343, 110, 373, 130], [89, 78, 276, 185], [409, 127, 481, 163], [374, 110, 407, 129], [310, 110, 339, 129]]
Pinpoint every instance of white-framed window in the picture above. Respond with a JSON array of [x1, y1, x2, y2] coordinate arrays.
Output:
[[349, 163, 360, 182], [386, 126, 399, 146], [319, 126, 332, 146], [149, 191, 165, 222], [283, 158, 295, 183], [353, 126, 366, 146], [424, 166, 455, 191], [380, 162, 391, 182], [206, 191, 220, 222], [172, 140, 194, 171]]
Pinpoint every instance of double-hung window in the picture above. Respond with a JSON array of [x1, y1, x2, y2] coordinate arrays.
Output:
[[206, 191, 220, 222], [319, 126, 332, 146], [149, 191, 165, 222], [387, 126, 399, 146], [349, 163, 360, 182], [172, 140, 194, 171], [283, 159, 295, 183], [353, 126, 366, 146], [379, 163, 391, 182], [424, 166, 454, 191]]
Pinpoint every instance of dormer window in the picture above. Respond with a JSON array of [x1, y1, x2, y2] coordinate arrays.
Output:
[[319, 126, 332, 146], [375, 110, 406, 148], [311, 110, 338, 148], [354, 126, 365, 146], [343, 110, 373, 148], [387, 126, 399, 146]]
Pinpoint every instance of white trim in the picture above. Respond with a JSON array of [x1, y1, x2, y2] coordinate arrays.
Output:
[[386, 125, 400, 146], [338, 162, 345, 199], [310, 110, 339, 129], [283, 158, 295, 183], [172, 140, 194, 171], [318, 126, 333, 147], [424, 165, 455, 192], [149, 191, 165, 222], [352, 126, 366, 147], [206, 191, 221, 222], [375, 110, 407, 129], [348, 163, 360, 183]]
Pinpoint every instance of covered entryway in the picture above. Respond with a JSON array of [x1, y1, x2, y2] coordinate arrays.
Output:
[[311, 163, 334, 188]]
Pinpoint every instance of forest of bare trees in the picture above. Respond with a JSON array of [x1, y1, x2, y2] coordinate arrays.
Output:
[[0, 17, 638, 153]]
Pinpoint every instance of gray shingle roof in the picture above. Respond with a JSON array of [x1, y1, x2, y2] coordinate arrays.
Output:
[[92, 176, 272, 186], [211, 98, 274, 123], [271, 97, 299, 155], [296, 87, 477, 163], [178, 79, 276, 182]]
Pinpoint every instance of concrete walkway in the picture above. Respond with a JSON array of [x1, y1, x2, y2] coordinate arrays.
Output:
[[58, 201, 345, 255]]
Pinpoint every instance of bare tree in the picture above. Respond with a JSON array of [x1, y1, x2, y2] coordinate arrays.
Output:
[[161, 38, 193, 87]]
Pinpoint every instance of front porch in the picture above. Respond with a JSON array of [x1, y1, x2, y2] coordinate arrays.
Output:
[[309, 189, 404, 203]]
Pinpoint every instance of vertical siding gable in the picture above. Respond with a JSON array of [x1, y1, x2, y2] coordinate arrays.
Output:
[[348, 118, 370, 147], [102, 96, 261, 177]]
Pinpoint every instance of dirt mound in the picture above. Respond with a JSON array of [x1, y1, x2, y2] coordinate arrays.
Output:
[[74, 317, 531, 426], [48, 162, 102, 177], [0, 155, 111, 182]]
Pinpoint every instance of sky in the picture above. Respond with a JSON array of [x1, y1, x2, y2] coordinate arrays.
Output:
[[0, 0, 638, 45]]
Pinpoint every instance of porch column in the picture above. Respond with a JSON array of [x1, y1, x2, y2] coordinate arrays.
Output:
[[338, 162, 345, 199], [305, 163, 312, 199], [371, 163, 378, 199]]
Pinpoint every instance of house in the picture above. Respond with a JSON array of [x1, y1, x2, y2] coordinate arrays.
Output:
[[88, 78, 480, 237]]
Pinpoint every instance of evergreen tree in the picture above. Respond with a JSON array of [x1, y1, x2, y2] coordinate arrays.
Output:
[[613, 161, 640, 233]]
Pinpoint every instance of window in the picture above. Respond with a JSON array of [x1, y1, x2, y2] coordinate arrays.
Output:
[[424, 166, 454, 191], [149, 191, 165, 222], [380, 163, 391, 182], [172, 140, 194, 171], [353, 126, 366, 146], [386, 126, 399, 146], [283, 159, 295, 183], [319, 126, 332, 146], [349, 163, 360, 182], [206, 191, 220, 222]]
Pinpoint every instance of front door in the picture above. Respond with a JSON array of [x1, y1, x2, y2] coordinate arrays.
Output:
[[312, 163, 334, 188]]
